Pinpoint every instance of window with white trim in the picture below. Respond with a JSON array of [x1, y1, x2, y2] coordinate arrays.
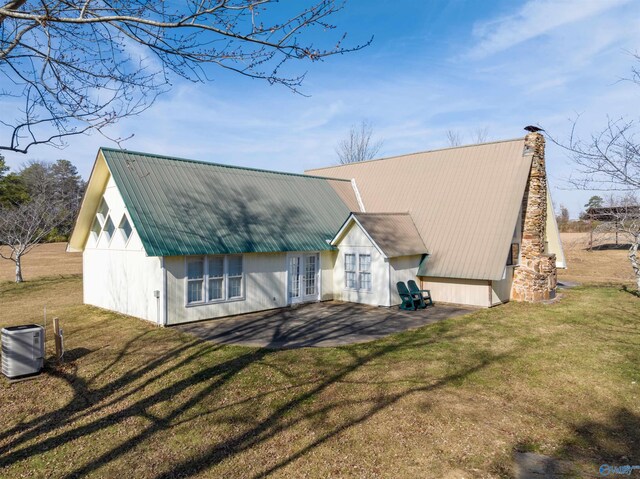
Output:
[[186, 255, 244, 305], [344, 252, 372, 291], [90, 216, 102, 241], [345, 253, 356, 289], [103, 216, 115, 242], [187, 258, 204, 303], [227, 255, 243, 299], [358, 254, 372, 291], [89, 196, 110, 244], [208, 256, 224, 301], [97, 198, 109, 225], [119, 215, 132, 243]]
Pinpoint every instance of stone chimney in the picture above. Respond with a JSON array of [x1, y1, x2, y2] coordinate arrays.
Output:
[[511, 132, 557, 302]]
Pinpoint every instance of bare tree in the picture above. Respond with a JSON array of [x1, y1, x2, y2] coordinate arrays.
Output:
[[472, 126, 489, 144], [0, 1, 370, 154], [556, 204, 570, 229], [546, 53, 640, 291], [336, 120, 383, 164], [556, 117, 640, 191], [446, 130, 462, 147], [548, 117, 640, 290], [588, 194, 640, 290], [446, 127, 490, 147], [0, 195, 69, 282]]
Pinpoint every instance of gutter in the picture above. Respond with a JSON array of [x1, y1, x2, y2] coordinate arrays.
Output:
[[161, 257, 168, 326]]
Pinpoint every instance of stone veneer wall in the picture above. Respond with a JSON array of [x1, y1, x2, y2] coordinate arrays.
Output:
[[511, 132, 557, 302]]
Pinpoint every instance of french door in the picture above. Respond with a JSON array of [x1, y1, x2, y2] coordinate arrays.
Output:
[[288, 253, 320, 304]]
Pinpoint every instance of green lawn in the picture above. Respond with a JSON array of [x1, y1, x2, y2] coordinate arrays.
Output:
[[0, 275, 639, 478]]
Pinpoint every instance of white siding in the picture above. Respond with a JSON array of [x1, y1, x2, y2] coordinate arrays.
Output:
[[320, 250, 336, 301], [420, 277, 491, 307], [83, 176, 162, 322], [333, 222, 389, 306], [84, 249, 162, 321], [545, 189, 566, 268], [389, 255, 422, 306], [491, 267, 513, 305], [165, 253, 288, 325]]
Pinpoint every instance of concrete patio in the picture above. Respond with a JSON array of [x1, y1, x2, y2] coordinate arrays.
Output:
[[175, 301, 477, 348]]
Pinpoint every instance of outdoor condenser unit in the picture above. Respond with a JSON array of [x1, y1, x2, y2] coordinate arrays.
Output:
[[1, 324, 45, 379]]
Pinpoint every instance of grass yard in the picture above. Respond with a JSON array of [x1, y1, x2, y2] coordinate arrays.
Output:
[[0, 243, 639, 478], [559, 232, 637, 286], [0, 243, 82, 283]]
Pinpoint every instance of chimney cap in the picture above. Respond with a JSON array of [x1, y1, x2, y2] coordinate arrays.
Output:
[[524, 125, 544, 133]]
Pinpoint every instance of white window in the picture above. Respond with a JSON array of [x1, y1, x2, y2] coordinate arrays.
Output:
[[359, 254, 372, 291], [208, 256, 224, 301], [97, 198, 109, 225], [90, 216, 102, 240], [227, 255, 243, 299], [119, 215, 132, 243], [345, 253, 356, 289], [344, 252, 372, 292], [103, 216, 115, 242], [187, 258, 204, 304], [186, 255, 244, 305]]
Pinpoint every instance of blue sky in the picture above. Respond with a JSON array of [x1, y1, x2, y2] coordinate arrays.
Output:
[[3, 0, 640, 217]]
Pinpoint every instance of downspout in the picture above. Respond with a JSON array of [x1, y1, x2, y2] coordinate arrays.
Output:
[[161, 257, 168, 326], [388, 261, 392, 307]]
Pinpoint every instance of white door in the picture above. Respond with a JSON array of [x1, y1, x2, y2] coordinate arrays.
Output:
[[288, 253, 319, 304]]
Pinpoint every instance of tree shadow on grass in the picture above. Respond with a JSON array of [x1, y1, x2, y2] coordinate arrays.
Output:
[[557, 408, 640, 475], [78, 340, 508, 478], [498, 409, 640, 478], [621, 285, 640, 298], [590, 243, 632, 251], [0, 331, 217, 453], [0, 313, 515, 478]]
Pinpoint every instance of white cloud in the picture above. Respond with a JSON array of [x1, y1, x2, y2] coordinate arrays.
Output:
[[3, 0, 640, 222], [467, 0, 632, 59]]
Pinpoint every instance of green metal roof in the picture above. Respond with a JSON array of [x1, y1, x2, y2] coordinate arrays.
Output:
[[101, 148, 354, 256]]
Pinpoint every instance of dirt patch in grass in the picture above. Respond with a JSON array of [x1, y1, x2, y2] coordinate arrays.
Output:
[[1, 276, 638, 478], [559, 232, 636, 286], [0, 242, 82, 283]]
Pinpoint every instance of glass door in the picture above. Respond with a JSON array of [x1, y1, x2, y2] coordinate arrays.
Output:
[[303, 255, 317, 298], [288, 253, 319, 304], [289, 256, 302, 304]]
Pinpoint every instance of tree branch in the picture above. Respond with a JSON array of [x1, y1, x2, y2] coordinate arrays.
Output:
[[0, 1, 371, 153]]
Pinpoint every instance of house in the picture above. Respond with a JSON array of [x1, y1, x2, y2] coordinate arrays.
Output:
[[68, 132, 565, 326], [307, 132, 565, 305]]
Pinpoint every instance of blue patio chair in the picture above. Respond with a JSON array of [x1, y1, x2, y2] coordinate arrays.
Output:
[[407, 280, 433, 308], [396, 281, 420, 311]]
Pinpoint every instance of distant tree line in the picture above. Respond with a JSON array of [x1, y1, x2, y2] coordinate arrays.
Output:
[[556, 195, 638, 232], [555, 198, 594, 233], [0, 154, 85, 282]]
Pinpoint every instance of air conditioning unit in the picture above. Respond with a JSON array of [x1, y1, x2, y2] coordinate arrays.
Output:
[[1, 324, 45, 379]]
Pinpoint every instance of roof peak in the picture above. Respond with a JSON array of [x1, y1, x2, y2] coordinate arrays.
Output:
[[99, 147, 352, 182]]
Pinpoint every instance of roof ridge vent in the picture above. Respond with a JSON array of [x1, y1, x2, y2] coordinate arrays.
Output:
[[351, 179, 366, 212]]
